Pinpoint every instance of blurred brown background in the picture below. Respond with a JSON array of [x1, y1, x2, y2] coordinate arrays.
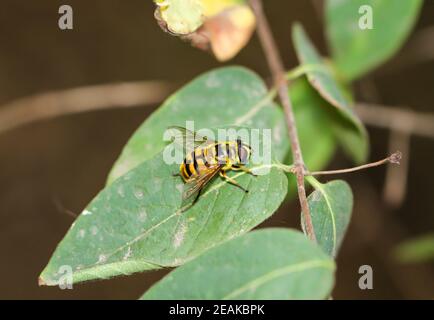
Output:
[[0, 0, 433, 299]]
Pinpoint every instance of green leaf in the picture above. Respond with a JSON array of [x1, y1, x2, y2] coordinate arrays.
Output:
[[292, 23, 352, 118], [395, 234, 434, 263], [107, 66, 289, 184], [140, 228, 335, 299], [326, 0, 423, 80], [303, 178, 353, 257], [330, 115, 369, 164], [291, 23, 369, 164], [39, 129, 288, 285]]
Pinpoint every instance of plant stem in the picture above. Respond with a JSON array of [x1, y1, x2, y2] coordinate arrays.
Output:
[[277, 152, 401, 177], [308, 151, 402, 176], [355, 103, 434, 138], [0, 81, 174, 135], [286, 64, 327, 81], [305, 175, 323, 190], [249, 0, 316, 242]]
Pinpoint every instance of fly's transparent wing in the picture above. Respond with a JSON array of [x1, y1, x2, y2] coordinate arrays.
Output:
[[181, 165, 222, 209], [167, 126, 212, 153]]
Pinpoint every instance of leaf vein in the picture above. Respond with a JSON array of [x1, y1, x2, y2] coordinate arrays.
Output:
[[222, 259, 334, 299]]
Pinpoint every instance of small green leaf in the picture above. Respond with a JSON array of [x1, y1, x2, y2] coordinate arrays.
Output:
[[39, 129, 288, 285], [140, 228, 335, 300], [330, 115, 369, 164], [292, 23, 352, 117], [107, 66, 289, 184], [395, 234, 434, 263], [326, 0, 423, 80], [291, 23, 369, 164], [303, 178, 353, 257]]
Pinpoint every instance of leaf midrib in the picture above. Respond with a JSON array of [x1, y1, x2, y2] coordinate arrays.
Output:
[[309, 180, 337, 256], [234, 89, 275, 125], [222, 259, 334, 299], [73, 163, 283, 275]]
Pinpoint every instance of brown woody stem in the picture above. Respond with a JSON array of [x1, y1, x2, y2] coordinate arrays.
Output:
[[249, 0, 316, 242]]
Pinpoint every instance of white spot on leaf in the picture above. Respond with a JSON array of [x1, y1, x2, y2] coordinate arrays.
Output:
[[134, 188, 144, 199], [98, 254, 107, 263], [173, 222, 187, 248], [123, 246, 132, 261], [82, 210, 92, 216]]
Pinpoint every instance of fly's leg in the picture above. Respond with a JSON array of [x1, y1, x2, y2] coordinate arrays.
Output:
[[219, 170, 249, 193], [231, 165, 258, 177], [239, 165, 258, 177]]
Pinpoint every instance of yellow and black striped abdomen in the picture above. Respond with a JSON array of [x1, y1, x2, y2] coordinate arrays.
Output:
[[180, 145, 215, 181], [179, 141, 251, 182]]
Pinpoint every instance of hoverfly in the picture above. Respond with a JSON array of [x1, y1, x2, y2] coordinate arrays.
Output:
[[169, 126, 257, 208]]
